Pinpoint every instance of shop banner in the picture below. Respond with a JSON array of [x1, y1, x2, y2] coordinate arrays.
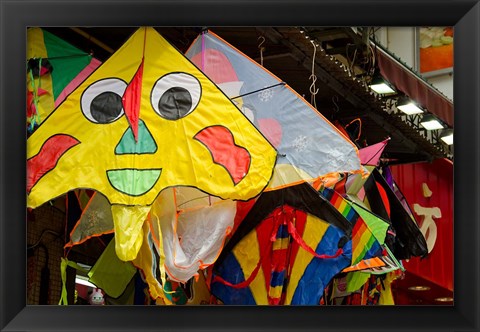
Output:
[[390, 158, 453, 291]]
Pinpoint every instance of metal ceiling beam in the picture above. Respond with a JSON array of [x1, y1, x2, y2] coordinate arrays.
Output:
[[325, 46, 350, 55], [254, 52, 293, 62], [258, 28, 366, 108], [256, 27, 433, 161], [305, 28, 349, 42]]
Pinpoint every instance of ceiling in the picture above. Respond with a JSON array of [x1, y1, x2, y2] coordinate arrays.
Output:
[[41, 26, 453, 165]]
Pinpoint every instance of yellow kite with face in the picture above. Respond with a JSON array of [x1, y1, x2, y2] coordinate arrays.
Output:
[[27, 27, 276, 260]]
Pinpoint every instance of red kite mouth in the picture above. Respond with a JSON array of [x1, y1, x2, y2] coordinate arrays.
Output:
[[194, 126, 251, 185]]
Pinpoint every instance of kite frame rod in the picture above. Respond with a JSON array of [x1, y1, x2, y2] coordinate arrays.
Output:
[[230, 82, 286, 100]]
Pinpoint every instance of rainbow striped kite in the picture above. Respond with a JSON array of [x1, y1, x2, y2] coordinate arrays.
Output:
[[321, 187, 388, 265]]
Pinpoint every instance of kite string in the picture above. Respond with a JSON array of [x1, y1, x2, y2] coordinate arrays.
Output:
[[230, 82, 285, 100], [211, 242, 266, 289], [212, 207, 343, 290], [345, 118, 363, 142], [286, 214, 344, 259], [258, 36, 265, 66], [309, 42, 319, 109]]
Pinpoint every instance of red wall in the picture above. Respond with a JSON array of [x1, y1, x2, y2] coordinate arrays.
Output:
[[390, 158, 453, 291]]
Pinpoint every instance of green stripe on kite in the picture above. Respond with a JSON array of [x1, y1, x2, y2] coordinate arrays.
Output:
[[42, 29, 92, 100], [352, 203, 389, 245]]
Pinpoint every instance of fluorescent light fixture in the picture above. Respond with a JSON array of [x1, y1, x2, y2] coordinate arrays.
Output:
[[397, 98, 424, 115], [420, 114, 444, 130], [440, 129, 453, 145], [75, 276, 96, 288], [370, 82, 396, 94], [369, 76, 396, 95]]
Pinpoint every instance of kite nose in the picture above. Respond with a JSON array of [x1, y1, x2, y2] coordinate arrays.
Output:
[[115, 119, 157, 154]]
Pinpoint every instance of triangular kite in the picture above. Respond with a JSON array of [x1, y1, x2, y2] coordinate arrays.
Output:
[[27, 27, 277, 261], [186, 31, 363, 189]]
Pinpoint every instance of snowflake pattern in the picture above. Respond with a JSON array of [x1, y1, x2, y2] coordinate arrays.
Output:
[[292, 135, 309, 152], [258, 87, 274, 102]]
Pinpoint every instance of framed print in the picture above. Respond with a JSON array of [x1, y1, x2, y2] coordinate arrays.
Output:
[[1, 0, 479, 331], [416, 26, 454, 77]]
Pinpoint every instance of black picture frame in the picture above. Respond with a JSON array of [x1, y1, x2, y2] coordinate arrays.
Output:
[[1, 0, 478, 331]]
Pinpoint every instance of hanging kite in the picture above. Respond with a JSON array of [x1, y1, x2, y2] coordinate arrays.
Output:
[[27, 27, 277, 261], [362, 168, 428, 260], [339, 167, 428, 260], [27, 28, 101, 133], [64, 191, 114, 248], [129, 29, 367, 290], [186, 31, 363, 189], [381, 165, 417, 221], [64, 184, 240, 289], [320, 185, 403, 303], [358, 138, 390, 166], [134, 186, 236, 284], [210, 183, 353, 305], [320, 187, 388, 266]]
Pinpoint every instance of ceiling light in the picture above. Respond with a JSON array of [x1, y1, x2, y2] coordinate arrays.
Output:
[[369, 75, 396, 95], [440, 128, 453, 145], [434, 297, 453, 302], [408, 285, 431, 291], [397, 97, 424, 115], [420, 114, 444, 130]]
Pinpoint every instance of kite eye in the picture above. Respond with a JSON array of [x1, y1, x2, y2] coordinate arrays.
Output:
[[81, 78, 127, 124], [151, 72, 201, 120]]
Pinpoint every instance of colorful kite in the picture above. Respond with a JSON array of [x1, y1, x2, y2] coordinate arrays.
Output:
[[186, 31, 363, 189], [27, 27, 277, 261], [321, 187, 387, 265], [123, 29, 369, 291], [382, 165, 417, 221], [339, 167, 428, 260], [362, 168, 428, 260], [321, 185, 403, 302], [358, 138, 390, 166], [210, 183, 353, 305], [27, 28, 101, 132], [64, 184, 238, 288]]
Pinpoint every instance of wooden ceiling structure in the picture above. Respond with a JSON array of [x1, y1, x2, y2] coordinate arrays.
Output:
[[42, 26, 454, 165]]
